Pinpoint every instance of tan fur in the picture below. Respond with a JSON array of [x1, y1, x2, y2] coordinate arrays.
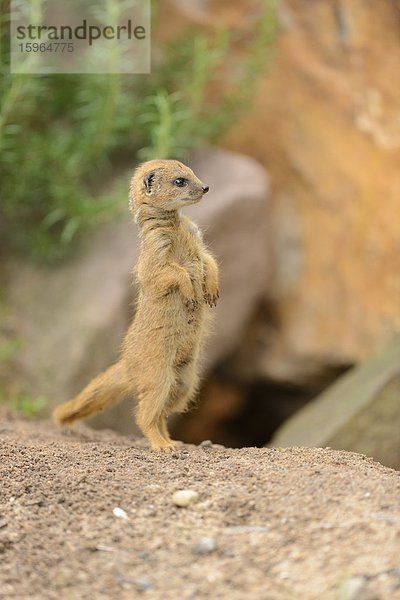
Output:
[[52, 159, 219, 451]]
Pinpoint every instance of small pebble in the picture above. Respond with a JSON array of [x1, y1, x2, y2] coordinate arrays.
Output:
[[172, 490, 199, 507], [192, 537, 217, 555], [224, 525, 268, 534], [200, 440, 212, 447], [24, 498, 44, 507], [337, 576, 367, 600], [113, 506, 128, 520], [61, 427, 74, 436], [95, 545, 114, 553], [196, 500, 211, 510], [134, 576, 153, 592]]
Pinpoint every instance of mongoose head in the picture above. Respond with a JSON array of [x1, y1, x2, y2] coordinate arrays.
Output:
[[129, 159, 209, 217]]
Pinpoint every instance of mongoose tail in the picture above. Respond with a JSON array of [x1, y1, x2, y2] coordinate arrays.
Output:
[[52, 362, 128, 425]]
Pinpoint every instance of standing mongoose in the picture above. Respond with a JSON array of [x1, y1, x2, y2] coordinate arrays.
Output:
[[52, 159, 219, 451]]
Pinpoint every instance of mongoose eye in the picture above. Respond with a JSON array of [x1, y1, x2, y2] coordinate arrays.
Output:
[[173, 178, 188, 187]]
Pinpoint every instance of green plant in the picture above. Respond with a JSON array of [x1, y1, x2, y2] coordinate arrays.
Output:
[[0, 335, 48, 417], [6, 393, 48, 417], [140, 1, 277, 159], [0, 0, 276, 261], [0, 336, 23, 363]]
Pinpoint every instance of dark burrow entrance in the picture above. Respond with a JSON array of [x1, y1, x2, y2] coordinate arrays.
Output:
[[172, 366, 351, 448]]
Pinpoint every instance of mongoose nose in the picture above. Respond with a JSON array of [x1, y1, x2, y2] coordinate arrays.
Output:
[[202, 185, 210, 194]]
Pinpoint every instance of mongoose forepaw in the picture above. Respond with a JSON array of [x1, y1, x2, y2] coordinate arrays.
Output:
[[184, 298, 199, 311], [204, 291, 219, 308]]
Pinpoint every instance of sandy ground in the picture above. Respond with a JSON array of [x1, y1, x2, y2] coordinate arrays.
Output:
[[0, 410, 399, 600]]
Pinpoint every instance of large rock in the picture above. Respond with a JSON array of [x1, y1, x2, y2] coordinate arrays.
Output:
[[271, 340, 400, 469], [2, 149, 269, 433], [224, 0, 400, 380], [2, 214, 135, 407], [158, 0, 400, 382]]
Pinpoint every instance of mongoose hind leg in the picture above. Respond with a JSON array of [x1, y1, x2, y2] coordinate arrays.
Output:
[[148, 361, 199, 450], [168, 359, 200, 416], [156, 416, 184, 449], [135, 368, 178, 452], [136, 405, 177, 452]]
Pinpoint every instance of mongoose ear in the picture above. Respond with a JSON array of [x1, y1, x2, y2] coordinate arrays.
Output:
[[143, 171, 156, 194]]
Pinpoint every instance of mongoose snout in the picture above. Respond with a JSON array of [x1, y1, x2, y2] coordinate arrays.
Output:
[[202, 185, 210, 194]]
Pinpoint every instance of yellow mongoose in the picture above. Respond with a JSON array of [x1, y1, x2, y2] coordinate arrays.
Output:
[[52, 159, 219, 451]]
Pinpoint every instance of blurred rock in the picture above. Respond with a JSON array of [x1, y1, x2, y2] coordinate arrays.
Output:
[[271, 340, 400, 469], [2, 149, 269, 434], [3, 216, 135, 412], [160, 0, 400, 382], [224, 0, 400, 380]]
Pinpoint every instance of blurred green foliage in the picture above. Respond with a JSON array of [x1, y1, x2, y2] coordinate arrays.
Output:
[[0, 0, 276, 262], [0, 335, 23, 363], [7, 394, 48, 417], [0, 335, 48, 417]]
